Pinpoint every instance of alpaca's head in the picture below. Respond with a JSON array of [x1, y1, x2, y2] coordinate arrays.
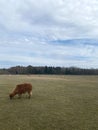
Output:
[[9, 93, 14, 99]]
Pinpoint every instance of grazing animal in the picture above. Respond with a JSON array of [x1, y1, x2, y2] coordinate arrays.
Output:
[[9, 83, 32, 99]]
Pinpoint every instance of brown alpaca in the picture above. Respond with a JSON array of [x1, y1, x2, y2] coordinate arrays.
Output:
[[9, 83, 32, 99]]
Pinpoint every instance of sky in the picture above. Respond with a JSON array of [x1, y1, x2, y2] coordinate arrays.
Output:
[[0, 0, 98, 68]]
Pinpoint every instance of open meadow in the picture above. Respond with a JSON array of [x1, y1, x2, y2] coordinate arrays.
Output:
[[0, 75, 98, 130]]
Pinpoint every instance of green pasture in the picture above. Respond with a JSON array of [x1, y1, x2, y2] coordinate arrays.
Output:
[[0, 75, 98, 130]]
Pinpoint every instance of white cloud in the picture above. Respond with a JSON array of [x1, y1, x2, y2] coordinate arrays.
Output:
[[0, 39, 98, 68], [0, 0, 98, 39], [0, 0, 98, 68]]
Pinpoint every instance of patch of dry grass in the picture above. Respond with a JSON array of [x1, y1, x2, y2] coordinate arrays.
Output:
[[0, 75, 98, 130]]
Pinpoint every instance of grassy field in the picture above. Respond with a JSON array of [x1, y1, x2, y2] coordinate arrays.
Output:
[[0, 75, 98, 130]]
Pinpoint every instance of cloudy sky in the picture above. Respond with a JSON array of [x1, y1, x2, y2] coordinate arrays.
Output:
[[0, 0, 98, 68]]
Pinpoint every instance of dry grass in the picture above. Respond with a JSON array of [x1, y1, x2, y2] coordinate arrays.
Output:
[[0, 75, 98, 130]]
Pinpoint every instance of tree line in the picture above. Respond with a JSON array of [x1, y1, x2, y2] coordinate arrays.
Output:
[[0, 65, 98, 75]]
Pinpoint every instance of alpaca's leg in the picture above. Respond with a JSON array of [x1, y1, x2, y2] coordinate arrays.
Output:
[[28, 91, 32, 98], [18, 94, 22, 98]]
